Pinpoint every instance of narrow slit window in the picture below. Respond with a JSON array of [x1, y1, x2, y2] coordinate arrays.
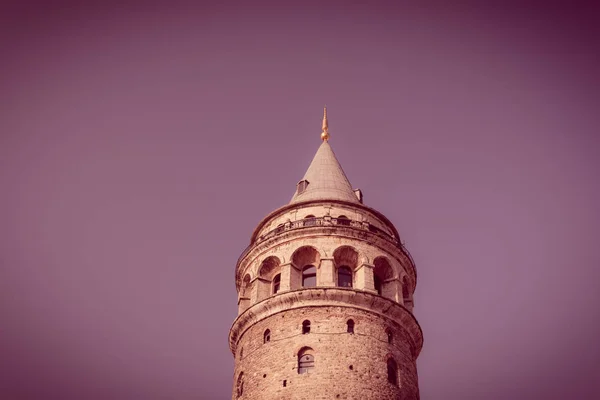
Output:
[[263, 329, 271, 343], [236, 372, 244, 397], [387, 358, 398, 386], [302, 320, 311, 334]]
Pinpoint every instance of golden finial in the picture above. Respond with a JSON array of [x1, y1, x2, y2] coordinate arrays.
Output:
[[321, 106, 330, 141]]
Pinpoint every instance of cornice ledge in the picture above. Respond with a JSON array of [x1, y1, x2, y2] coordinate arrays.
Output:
[[229, 288, 423, 357], [250, 199, 401, 244]]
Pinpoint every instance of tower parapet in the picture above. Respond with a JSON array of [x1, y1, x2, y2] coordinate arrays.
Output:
[[230, 110, 423, 400]]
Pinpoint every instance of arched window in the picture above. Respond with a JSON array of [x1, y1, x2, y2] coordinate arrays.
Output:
[[263, 329, 271, 343], [292, 246, 320, 290], [386, 328, 393, 344], [302, 320, 311, 334], [337, 215, 350, 226], [333, 246, 358, 288], [387, 358, 398, 386], [302, 265, 317, 287], [337, 266, 353, 288], [236, 372, 244, 397], [258, 256, 282, 302], [298, 347, 315, 374], [347, 319, 354, 334], [374, 275, 382, 295], [273, 274, 281, 294]]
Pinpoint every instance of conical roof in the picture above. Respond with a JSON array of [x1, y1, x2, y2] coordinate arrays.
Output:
[[290, 141, 360, 204]]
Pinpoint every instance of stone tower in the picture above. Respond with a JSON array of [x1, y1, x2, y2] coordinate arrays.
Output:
[[229, 109, 423, 400]]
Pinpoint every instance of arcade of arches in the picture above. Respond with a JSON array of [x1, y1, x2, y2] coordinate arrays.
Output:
[[237, 245, 413, 313]]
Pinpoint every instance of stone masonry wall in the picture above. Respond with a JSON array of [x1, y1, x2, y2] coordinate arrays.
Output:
[[232, 305, 419, 400]]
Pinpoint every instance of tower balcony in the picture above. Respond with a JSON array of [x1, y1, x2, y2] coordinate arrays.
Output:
[[237, 216, 415, 272]]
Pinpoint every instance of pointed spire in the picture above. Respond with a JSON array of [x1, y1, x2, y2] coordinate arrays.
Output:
[[290, 109, 360, 204], [320, 106, 330, 142]]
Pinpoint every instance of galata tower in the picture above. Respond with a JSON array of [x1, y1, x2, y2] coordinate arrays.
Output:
[[229, 108, 423, 400]]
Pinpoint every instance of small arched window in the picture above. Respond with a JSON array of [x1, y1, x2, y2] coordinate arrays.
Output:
[[337, 215, 350, 226], [273, 274, 281, 294], [263, 329, 271, 343], [302, 265, 317, 287], [303, 215, 317, 227], [302, 320, 311, 334], [386, 328, 393, 344], [337, 266, 353, 288], [374, 274, 382, 295], [236, 372, 244, 397], [387, 358, 398, 386], [346, 319, 354, 334], [298, 347, 315, 374]]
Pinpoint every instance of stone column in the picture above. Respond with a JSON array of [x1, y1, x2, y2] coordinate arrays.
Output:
[[249, 277, 260, 304], [253, 277, 271, 302], [403, 298, 414, 312], [237, 296, 250, 314], [355, 263, 376, 293], [402, 278, 414, 310], [318, 257, 336, 287], [238, 279, 252, 311], [289, 263, 302, 290], [279, 262, 293, 292]]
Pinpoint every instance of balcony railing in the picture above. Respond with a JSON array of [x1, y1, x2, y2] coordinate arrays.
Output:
[[237, 216, 415, 267], [260, 217, 394, 243]]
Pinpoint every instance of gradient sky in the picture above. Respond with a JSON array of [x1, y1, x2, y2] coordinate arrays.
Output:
[[1, 1, 599, 399]]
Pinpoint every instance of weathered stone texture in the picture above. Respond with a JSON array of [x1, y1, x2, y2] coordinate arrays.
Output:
[[233, 306, 419, 400], [237, 232, 415, 310], [230, 137, 423, 399]]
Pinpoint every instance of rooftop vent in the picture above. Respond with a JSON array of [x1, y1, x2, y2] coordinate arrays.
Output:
[[353, 189, 363, 203], [297, 180, 309, 195]]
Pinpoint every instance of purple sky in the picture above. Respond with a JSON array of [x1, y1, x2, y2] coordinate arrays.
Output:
[[1, 1, 599, 399]]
